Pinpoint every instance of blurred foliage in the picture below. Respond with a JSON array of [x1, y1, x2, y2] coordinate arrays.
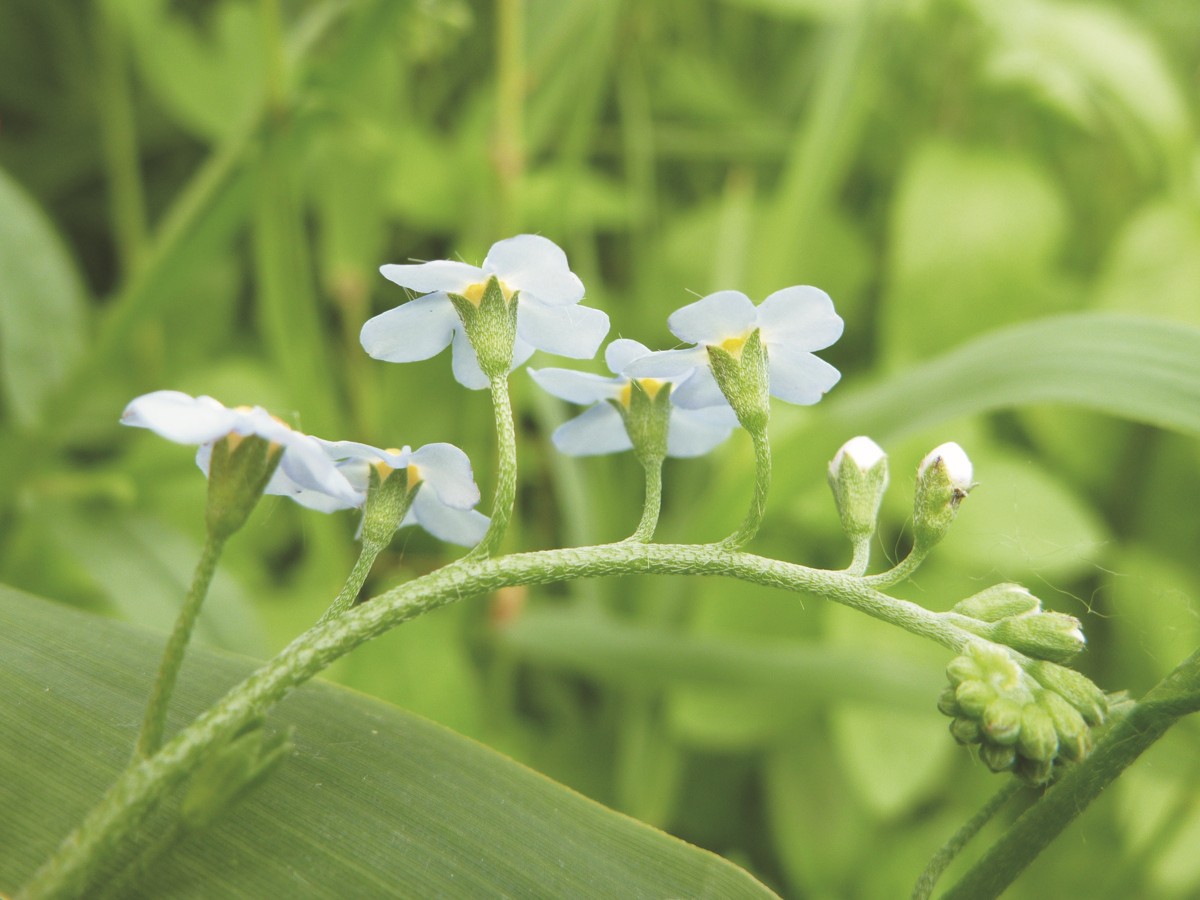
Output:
[[1, 0, 1199, 895]]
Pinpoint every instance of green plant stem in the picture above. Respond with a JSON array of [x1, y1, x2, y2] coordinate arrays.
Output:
[[721, 426, 771, 549], [864, 547, 928, 588], [20, 542, 982, 900], [942, 647, 1200, 900], [468, 376, 518, 560], [911, 779, 1023, 900], [133, 533, 227, 760], [626, 458, 663, 542], [315, 539, 385, 625], [846, 537, 871, 575]]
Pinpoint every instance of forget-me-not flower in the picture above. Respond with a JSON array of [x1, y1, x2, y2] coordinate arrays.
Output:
[[121, 391, 361, 509], [529, 339, 737, 457], [362, 234, 610, 389], [625, 287, 844, 409], [305, 440, 490, 546]]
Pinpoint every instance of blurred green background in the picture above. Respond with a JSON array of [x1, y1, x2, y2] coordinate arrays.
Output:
[[2, 0, 1199, 895]]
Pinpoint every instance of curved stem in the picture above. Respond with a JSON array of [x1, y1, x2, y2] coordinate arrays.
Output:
[[20, 543, 980, 900], [911, 779, 1023, 900], [315, 540, 385, 625], [721, 426, 771, 549], [864, 546, 928, 588], [626, 458, 663, 542], [846, 537, 871, 576], [134, 533, 227, 759], [468, 375, 518, 560]]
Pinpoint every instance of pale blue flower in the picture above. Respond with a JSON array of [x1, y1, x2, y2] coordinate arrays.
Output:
[[121, 391, 361, 509], [306, 440, 490, 546], [625, 287, 844, 408], [529, 339, 737, 457], [362, 234, 610, 389]]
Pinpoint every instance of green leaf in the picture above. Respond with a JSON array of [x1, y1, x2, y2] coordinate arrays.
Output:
[[0, 586, 775, 898], [0, 165, 87, 428]]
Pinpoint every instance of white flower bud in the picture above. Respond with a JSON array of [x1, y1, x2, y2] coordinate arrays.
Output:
[[827, 436, 889, 541], [913, 441, 975, 551]]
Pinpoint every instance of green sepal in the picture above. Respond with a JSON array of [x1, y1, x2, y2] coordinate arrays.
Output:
[[612, 380, 672, 468], [912, 453, 974, 552], [992, 612, 1086, 664], [360, 465, 416, 548], [706, 328, 770, 433], [1016, 702, 1059, 763], [951, 584, 1041, 622], [180, 721, 294, 829], [448, 276, 519, 381], [1025, 660, 1108, 725], [205, 435, 283, 540]]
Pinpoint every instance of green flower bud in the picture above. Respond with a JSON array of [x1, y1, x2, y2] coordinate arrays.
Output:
[[982, 698, 1023, 745], [1026, 660, 1108, 725], [1017, 703, 1059, 763], [951, 584, 1041, 622], [447, 275, 520, 381], [979, 742, 1017, 773], [827, 436, 889, 542], [912, 442, 974, 552], [955, 680, 996, 718], [950, 716, 982, 744], [1014, 756, 1055, 786], [205, 435, 283, 540], [1039, 690, 1092, 761], [707, 328, 770, 433], [992, 612, 1086, 664], [937, 686, 961, 717], [946, 654, 984, 686]]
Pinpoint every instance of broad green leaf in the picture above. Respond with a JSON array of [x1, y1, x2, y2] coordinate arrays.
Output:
[[0, 586, 775, 898], [0, 165, 87, 428], [881, 140, 1070, 364], [1096, 199, 1200, 326]]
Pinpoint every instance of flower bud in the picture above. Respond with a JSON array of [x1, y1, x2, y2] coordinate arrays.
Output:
[[955, 680, 995, 718], [1014, 756, 1054, 786], [1017, 703, 1059, 763], [950, 717, 982, 744], [979, 742, 1017, 773], [1038, 691, 1092, 761], [827, 436, 889, 542], [981, 698, 1023, 745], [1025, 660, 1108, 725], [951, 584, 1041, 622], [992, 612, 1086, 664], [946, 654, 983, 686], [912, 442, 974, 551], [937, 686, 961, 717]]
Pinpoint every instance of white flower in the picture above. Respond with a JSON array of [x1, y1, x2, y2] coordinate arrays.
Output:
[[362, 234, 610, 389], [528, 339, 737, 457], [121, 391, 361, 509], [306, 440, 489, 546], [625, 287, 843, 408], [832, 435, 887, 474]]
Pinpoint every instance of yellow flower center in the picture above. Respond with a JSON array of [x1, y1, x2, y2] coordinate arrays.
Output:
[[461, 278, 515, 306], [718, 334, 749, 357], [617, 378, 665, 408], [371, 449, 420, 484]]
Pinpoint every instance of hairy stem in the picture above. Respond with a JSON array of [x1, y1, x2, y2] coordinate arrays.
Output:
[[469, 376, 518, 560], [864, 546, 928, 588], [134, 534, 227, 759], [846, 537, 872, 576], [315, 540, 385, 625], [721, 426, 771, 549], [626, 458, 663, 542]]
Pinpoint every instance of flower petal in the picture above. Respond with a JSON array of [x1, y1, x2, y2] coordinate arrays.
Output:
[[528, 367, 622, 405], [757, 285, 844, 351], [450, 330, 490, 389], [404, 490, 490, 546], [272, 432, 363, 508], [550, 403, 632, 456], [604, 338, 651, 374], [667, 290, 757, 344], [670, 366, 729, 409], [379, 259, 483, 294], [517, 296, 609, 359], [410, 442, 481, 510], [767, 347, 842, 405], [483, 234, 584, 305], [622, 346, 708, 379], [666, 408, 736, 457], [360, 293, 460, 363], [121, 391, 236, 444]]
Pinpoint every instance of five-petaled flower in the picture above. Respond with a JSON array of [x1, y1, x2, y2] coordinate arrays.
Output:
[[121, 391, 361, 509], [529, 339, 737, 457], [624, 287, 844, 409], [362, 234, 610, 389], [305, 441, 489, 546]]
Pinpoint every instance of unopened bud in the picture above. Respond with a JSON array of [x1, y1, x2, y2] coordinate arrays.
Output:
[[951, 584, 1041, 622], [827, 436, 889, 541], [950, 717, 982, 744], [992, 612, 1086, 664], [1017, 703, 1059, 763], [913, 442, 974, 551], [1039, 690, 1093, 761], [979, 742, 1017, 773], [982, 698, 1023, 745], [1026, 660, 1108, 725]]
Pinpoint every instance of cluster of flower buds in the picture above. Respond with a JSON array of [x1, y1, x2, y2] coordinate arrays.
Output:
[[949, 584, 1086, 665], [938, 640, 1108, 785]]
